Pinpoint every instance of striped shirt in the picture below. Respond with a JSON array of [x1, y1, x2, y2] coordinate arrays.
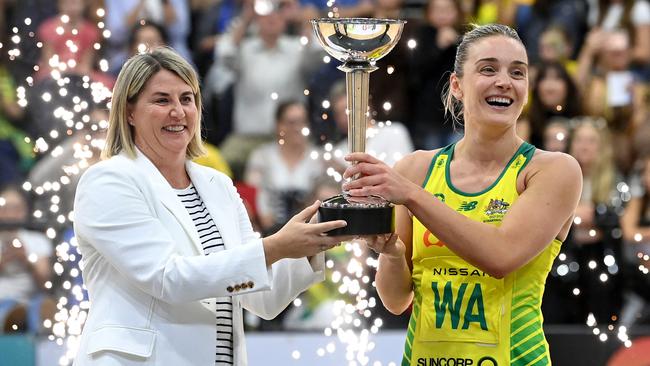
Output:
[[175, 184, 234, 365]]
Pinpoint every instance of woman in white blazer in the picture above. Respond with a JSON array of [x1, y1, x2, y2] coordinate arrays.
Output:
[[72, 47, 349, 366]]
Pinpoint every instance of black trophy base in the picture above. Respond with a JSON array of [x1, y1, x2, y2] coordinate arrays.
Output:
[[318, 194, 394, 236]]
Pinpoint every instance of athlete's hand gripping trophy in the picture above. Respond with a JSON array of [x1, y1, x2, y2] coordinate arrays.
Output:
[[310, 18, 405, 235]]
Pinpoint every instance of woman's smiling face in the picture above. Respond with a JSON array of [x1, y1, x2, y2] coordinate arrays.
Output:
[[128, 69, 198, 162], [451, 35, 529, 128]]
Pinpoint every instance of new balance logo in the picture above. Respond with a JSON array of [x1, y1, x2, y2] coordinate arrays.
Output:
[[457, 201, 478, 211]]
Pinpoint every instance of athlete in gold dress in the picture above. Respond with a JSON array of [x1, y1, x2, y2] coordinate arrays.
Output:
[[342, 24, 582, 366]]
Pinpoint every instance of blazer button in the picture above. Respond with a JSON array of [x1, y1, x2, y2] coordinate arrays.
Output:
[[234, 284, 241, 291], [241, 283, 248, 289], [227, 286, 234, 293], [247, 281, 254, 288]]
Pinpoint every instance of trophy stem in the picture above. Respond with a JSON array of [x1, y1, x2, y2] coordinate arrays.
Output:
[[340, 63, 378, 178], [345, 68, 369, 155]]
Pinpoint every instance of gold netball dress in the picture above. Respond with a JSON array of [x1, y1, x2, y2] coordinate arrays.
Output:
[[404, 142, 560, 366]]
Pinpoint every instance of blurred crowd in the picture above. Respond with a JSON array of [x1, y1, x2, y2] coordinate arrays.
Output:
[[1, 0, 650, 337]]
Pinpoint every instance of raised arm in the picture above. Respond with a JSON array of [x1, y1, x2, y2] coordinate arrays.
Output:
[[345, 151, 582, 279], [632, 24, 650, 64]]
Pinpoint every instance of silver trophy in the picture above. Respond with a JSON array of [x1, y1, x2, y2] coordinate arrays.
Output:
[[311, 18, 405, 235]]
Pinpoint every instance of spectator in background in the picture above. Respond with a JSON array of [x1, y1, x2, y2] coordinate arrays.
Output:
[[568, 118, 624, 324], [542, 118, 571, 152], [537, 25, 579, 77], [215, 0, 322, 179], [193, 143, 234, 178], [36, 0, 100, 81], [586, 0, 650, 65], [0, 185, 54, 334], [30, 0, 112, 140], [633, 82, 650, 131], [3, 0, 58, 82], [193, 0, 245, 147], [244, 101, 324, 235], [0, 46, 32, 187], [128, 20, 169, 56], [191, 0, 242, 77], [578, 29, 641, 174], [619, 154, 650, 326], [528, 62, 582, 148], [275, 0, 320, 36], [27, 107, 108, 227], [408, 0, 464, 149], [465, 0, 518, 26], [515, 0, 589, 64], [105, 0, 191, 75]]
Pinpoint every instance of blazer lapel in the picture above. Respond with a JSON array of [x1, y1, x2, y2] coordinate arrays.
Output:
[[132, 150, 203, 255], [187, 162, 237, 250]]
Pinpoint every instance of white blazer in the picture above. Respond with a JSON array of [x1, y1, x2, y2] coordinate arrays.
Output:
[[72, 150, 325, 366]]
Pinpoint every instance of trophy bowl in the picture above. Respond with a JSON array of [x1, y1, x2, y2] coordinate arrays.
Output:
[[310, 18, 405, 63], [311, 18, 405, 236]]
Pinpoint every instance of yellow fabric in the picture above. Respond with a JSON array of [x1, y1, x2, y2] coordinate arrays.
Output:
[[193, 142, 233, 178], [475, 2, 499, 25], [564, 60, 578, 77], [403, 142, 559, 366], [0, 67, 34, 170]]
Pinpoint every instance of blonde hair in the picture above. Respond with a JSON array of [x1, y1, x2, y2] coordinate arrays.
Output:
[[570, 118, 615, 204], [102, 47, 206, 160]]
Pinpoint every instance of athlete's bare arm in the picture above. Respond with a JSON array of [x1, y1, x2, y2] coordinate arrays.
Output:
[[372, 150, 439, 314], [347, 150, 582, 279]]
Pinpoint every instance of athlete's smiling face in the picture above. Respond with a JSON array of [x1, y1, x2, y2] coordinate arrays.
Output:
[[450, 35, 529, 128], [128, 69, 198, 162]]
